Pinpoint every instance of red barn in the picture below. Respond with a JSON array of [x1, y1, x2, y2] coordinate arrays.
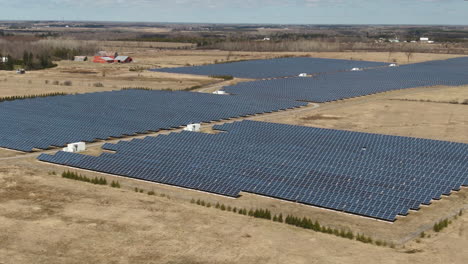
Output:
[[93, 56, 115, 63]]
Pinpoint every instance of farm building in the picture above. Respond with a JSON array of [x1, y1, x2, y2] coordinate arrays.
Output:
[[74, 56, 88, 62], [93, 56, 115, 63], [114, 56, 133, 63], [92, 55, 133, 63]]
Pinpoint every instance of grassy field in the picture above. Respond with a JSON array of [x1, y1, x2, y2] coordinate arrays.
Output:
[[0, 43, 464, 98], [0, 61, 214, 97], [0, 163, 466, 264], [253, 85, 468, 144]]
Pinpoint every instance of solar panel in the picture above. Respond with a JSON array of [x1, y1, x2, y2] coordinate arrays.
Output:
[[150, 57, 389, 79], [0, 90, 306, 151], [38, 120, 468, 222], [222, 57, 468, 102]]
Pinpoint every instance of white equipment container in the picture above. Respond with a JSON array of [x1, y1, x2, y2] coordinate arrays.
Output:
[[63, 142, 86, 153], [184, 123, 201, 132]]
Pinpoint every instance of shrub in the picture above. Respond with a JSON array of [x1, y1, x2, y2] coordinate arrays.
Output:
[[148, 191, 155, 195], [93, 82, 104, 87], [61, 171, 106, 185], [252, 209, 272, 220], [129, 66, 148, 72], [209, 75, 234, 81], [0, 92, 67, 103], [183, 85, 202, 91], [111, 181, 121, 188], [433, 219, 450, 232], [121, 87, 152, 91], [62, 80, 73, 86]]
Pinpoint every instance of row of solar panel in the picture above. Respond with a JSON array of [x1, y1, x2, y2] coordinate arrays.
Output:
[[38, 120, 468, 221], [222, 57, 468, 102], [0, 90, 307, 151], [151, 57, 389, 79]]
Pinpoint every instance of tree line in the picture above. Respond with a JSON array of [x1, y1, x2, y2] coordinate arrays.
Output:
[[190, 198, 393, 247], [0, 92, 68, 103], [0, 51, 56, 71]]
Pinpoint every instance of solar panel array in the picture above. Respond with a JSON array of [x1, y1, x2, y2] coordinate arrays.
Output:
[[38, 120, 468, 221], [150, 57, 389, 79], [223, 57, 468, 102], [0, 90, 306, 152]]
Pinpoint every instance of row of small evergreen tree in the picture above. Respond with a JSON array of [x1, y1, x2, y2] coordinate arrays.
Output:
[[190, 198, 392, 247], [432, 210, 464, 233], [209, 75, 234, 80], [121, 87, 153, 91], [62, 171, 107, 185], [433, 219, 450, 232], [0, 92, 68, 103], [61, 171, 123, 189], [121, 86, 203, 92], [110, 181, 121, 188]]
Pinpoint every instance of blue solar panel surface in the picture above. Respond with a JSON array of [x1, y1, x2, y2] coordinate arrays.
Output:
[[150, 57, 389, 79], [0, 90, 306, 151], [38, 120, 468, 221], [223, 57, 468, 102]]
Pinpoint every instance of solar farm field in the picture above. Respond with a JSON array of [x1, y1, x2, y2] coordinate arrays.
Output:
[[222, 57, 468, 102], [0, 89, 305, 151], [151, 57, 389, 79], [1, 50, 468, 264], [38, 120, 468, 222]]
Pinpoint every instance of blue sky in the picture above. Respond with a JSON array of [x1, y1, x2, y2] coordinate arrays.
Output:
[[0, 0, 467, 25]]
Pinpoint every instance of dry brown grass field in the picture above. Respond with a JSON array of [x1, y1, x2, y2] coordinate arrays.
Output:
[[0, 163, 467, 264], [254, 85, 468, 144], [1, 41, 464, 97], [0, 47, 467, 263]]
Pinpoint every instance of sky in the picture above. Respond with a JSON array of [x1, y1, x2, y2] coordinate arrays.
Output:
[[0, 0, 467, 25]]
